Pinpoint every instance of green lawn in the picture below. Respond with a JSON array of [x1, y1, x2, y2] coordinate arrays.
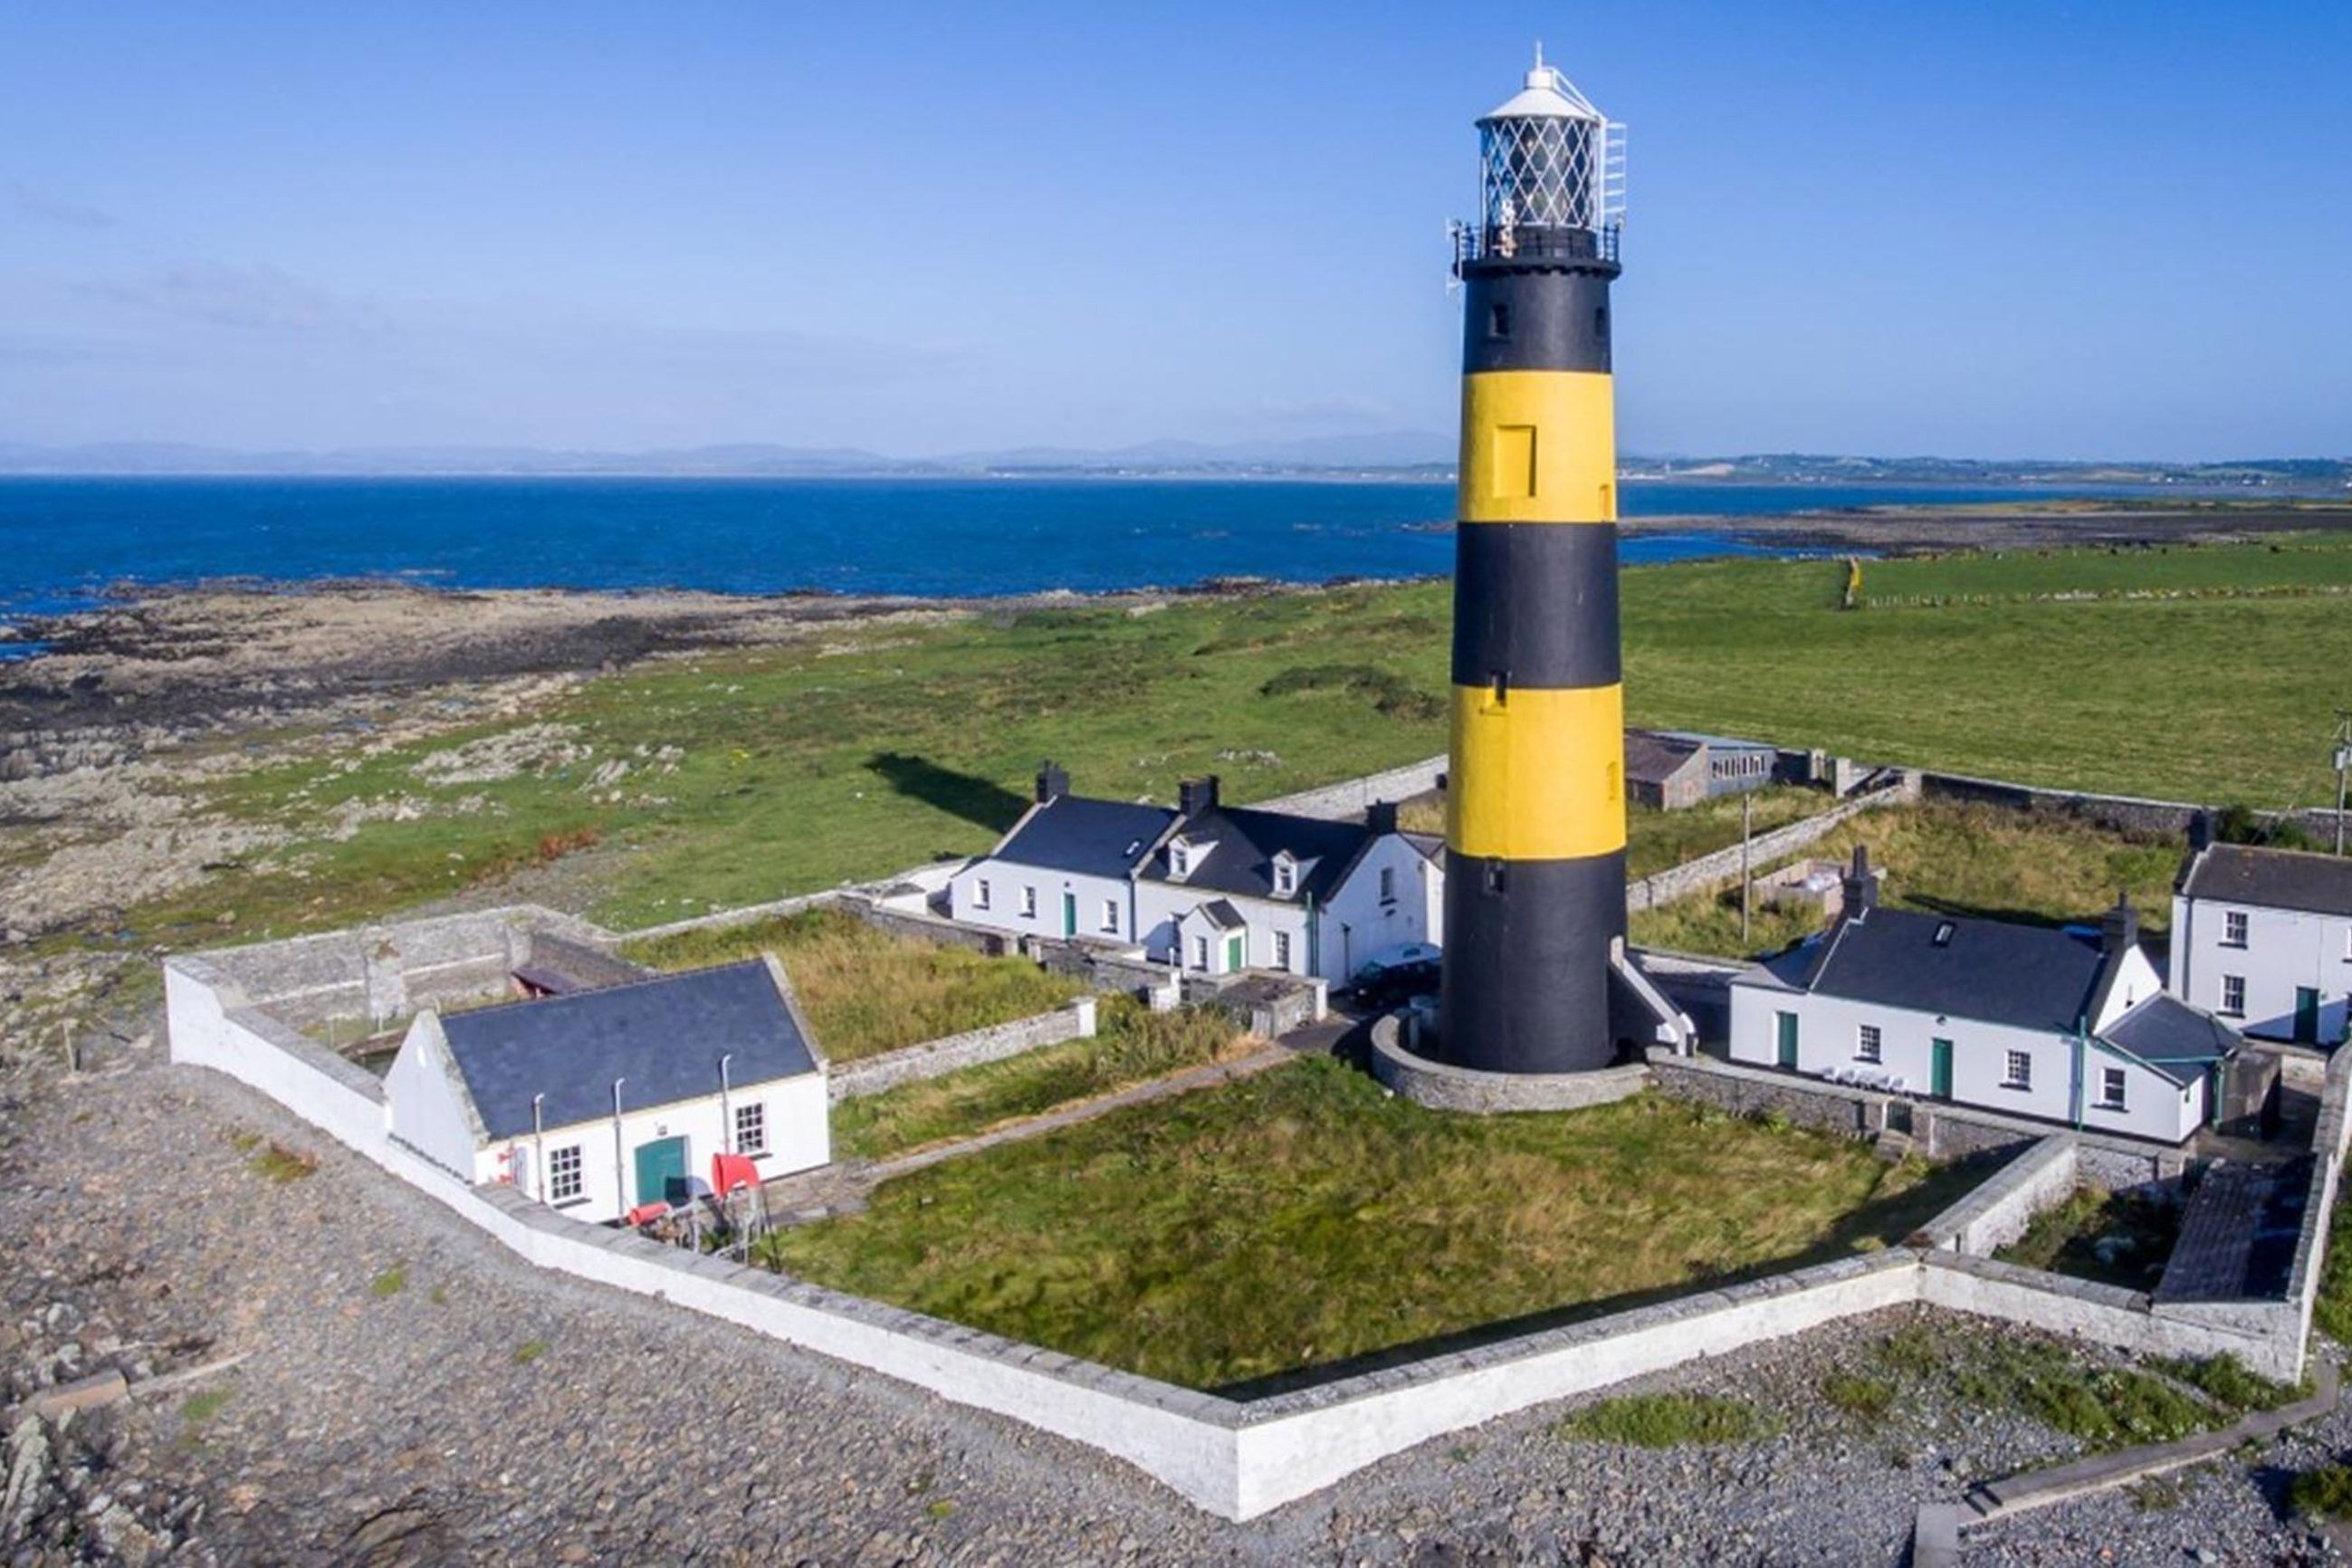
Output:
[[828, 998, 1249, 1162], [85, 535, 2352, 958], [620, 907, 1079, 1063], [759, 1059, 1984, 1390], [1630, 800, 2187, 959]]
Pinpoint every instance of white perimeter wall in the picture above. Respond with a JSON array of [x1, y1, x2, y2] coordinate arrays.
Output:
[[166, 951, 2334, 1521]]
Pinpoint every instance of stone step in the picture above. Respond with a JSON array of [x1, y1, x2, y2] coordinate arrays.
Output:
[[1872, 1128, 1916, 1162]]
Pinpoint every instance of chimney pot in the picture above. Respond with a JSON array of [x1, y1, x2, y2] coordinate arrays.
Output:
[[1178, 775, 1221, 818], [1036, 762, 1069, 804], [1366, 799, 1400, 836]]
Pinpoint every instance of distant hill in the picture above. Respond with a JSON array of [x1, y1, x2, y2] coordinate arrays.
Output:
[[0, 438, 2343, 488]]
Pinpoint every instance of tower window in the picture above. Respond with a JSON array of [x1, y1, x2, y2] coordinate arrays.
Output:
[[1593, 306, 1609, 344], [1484, 862, 1508, 895], [1488, 301, 1511, 338]]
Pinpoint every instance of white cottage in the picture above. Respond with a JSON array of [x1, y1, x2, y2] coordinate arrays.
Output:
[[947, 768, 1442, 982], [2170, 835, 2352, 1049], [1729, 850, 2240, 1144], [386, 955, 830, 1223]]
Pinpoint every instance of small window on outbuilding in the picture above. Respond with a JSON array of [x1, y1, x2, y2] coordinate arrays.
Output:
[[2097, 1067, 2127, 1111], [734, 1101, 768, 1155], [549, 1143, 584, 1203]]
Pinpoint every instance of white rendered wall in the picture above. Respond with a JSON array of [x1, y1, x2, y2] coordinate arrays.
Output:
[[2173, 894, 2352, 1046], [497, 1077, 830, 1224], [948, 859, 1135, 946], [1727, 981, 2201, 1143], [382, 1015, 481, 1180], [1317, 837, 1440, 981]]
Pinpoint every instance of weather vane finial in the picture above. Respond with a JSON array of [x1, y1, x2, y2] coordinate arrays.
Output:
[[1534, 40, 1544, 71]]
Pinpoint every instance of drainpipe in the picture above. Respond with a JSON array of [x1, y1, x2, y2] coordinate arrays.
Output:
[[531, 1093, 546, 1205], [611, 1076, 627, 1217], [2069, 1021, 2086, 1129], [719, 1052, 734, 1154]]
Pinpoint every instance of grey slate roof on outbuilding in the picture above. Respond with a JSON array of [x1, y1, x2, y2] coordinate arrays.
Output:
[[1623, 730, 1704, 787], [2154, 1159, 2309, 1304], [990, 796, 1175, 881], [438, 960, 818, 1142], [2182, 843, 2352, 918], [1781, 907, 2111, 1033], [511, 932, 652, 997], [2102, 992, 2242, 1086]]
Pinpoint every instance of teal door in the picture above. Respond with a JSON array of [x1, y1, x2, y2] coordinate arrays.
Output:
[[1930, 1038, 1955, 1099], [633, 1135, 688, 1207], [1062, 893, 1077, 937], [2297, 988, 2322, 1045], [1774, 1011, 1799, 1069], [1226, 933, 1246, 971]]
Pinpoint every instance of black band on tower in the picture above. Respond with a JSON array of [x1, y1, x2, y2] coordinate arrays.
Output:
[[1450, 522, 1622, 690], [1434, 849, 1630, 1076], [1461, 265, 1616, 375]]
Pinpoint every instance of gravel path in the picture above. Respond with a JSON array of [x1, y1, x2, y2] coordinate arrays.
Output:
[[8, 1040, 2352, 1564]]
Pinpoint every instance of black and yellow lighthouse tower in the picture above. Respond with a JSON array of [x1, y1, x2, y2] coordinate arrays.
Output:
[[1438, 52, 1630, 1075]]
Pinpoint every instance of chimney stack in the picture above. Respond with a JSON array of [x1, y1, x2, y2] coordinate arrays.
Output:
[[1178, 775, 1220, 818], [1841, 844, 1879, 916], [2187, 809, 2215, 854], [1036, 762, 1069, 804], [1366, 799, 1400, 837], [2101, 892, 2141, 956]]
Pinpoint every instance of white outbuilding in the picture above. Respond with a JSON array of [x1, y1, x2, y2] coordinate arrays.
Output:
[[386, 954, 830, 1223], [2170, 837, 2352, 1049]]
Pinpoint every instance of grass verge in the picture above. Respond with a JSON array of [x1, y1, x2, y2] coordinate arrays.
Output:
[[622, 906, 1080, 1063], [1554, 1392, 1780, 1448], [760, 1060, 1983, 1390]]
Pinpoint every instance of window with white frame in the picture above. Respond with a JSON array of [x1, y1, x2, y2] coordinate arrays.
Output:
[[1192, 935, 1209, 970], [2343, 926, 2351, 961], [1102, 900, 1120, 934], [2223, 909, 2249, 948], [2096, 1067, 2127, 1111], [974, 877, 991, 910], [1855, 1024, 1882, 1064], [1019, 884, 1037, 918], [1273, 856, 1296, 895], [548, 1143, 584, 1203], [734, 1101, 768, 1154], [1170, 841, 1191, 878], [2222, 974, 2246, 1016], [1273, 930, 1292, 971], [1379, 865, 1396, 902], [2002, 1050, 2032, 1090]]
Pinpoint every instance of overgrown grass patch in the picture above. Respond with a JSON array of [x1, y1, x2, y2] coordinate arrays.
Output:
[[1821, 1372, 1896, 1423], [2154, 1353, 2302, 1414], [760, 1061, 1984, 1390], [1630, 801, 2185, 959], [368, 1263, 407, 1298], [1555, 1392, 1780, 1448], [247, 1142, 318, 1183], [830, 998, 1250, 1162], [622, 907, 1080, 1063], [179, 1389, 232, 1424], [1864, 1319, 2242, 1451], [2316, 1182, 2352, 1344], [2290, 1463, 2352, 1521], [1994, 1187, 2181, 1291]]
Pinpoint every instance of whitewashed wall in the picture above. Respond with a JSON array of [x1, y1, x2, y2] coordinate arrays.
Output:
[[949, 859, 1135, 947], [1317, 837, 1441, 981], [2173, 893, 2352, 1047], [491, 1076, 831, 1223]]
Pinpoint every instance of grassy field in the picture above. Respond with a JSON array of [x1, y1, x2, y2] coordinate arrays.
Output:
[[1630, 800, 2186, 959], [829, 998, 1250, 1162], [94, 535, 2352, 957], [619, 907, 1078, 1063], [760, 1059, 1984, 1390]]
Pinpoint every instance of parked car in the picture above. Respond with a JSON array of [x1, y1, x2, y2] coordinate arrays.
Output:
[[1346, 945, 1442, 1010]]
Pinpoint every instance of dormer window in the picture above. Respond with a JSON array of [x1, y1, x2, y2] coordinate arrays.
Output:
[[1169, 838, 1191, 880], [1272, 853, 1297, 896]]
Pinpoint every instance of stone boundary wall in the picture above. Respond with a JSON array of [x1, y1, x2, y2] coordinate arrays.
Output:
[[1626, 777, 1917, 913], [1252, 755, 1448, 822], [828, 999, 1099, 1102], [1648, 1050, 1887, 1140], [1917, 770, 2348, 844], [618, 891, 838, 945], [2278, 1046, 2352, 1356], [1913, 1135, 2080, 1256], [164, 951, 2333, 1519], [1370, 1015, 1650, 1114]]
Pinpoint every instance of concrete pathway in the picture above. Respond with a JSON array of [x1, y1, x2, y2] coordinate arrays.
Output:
[[1911, 1357, 2341, 1561], [760, 1043, 1295, 1221]]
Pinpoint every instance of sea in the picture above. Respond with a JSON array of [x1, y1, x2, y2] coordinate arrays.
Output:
[[0, 475, 2150, 653]]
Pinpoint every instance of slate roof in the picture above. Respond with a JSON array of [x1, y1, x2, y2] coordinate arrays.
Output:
[[1624, 730, 1704, 786], [2154, 1159, 2309, 1305], [2103, 993, 2242, 1086], [2182, 843, 2352, 918], [1192, 899, 1248, 932], [990, 795, 1175, 881], [511, 933, 652, 997], [1777, 907, 2111, 1033], [1154, 806, 1372, 904], [437, 960, 818, 1142]]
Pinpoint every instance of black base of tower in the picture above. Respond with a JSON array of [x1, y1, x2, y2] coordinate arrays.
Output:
[[1432, 848, 1628, 1075]]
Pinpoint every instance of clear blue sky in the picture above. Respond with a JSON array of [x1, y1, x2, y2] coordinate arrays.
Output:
[[2, 2, 2346, 460]]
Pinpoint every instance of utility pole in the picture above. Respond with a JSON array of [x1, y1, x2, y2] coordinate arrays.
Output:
[[1740, 790, 1754, 943], [2333, 709, 2352, 857]]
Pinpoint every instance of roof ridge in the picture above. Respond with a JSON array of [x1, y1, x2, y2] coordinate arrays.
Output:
[[439, 954, 772, 1024]]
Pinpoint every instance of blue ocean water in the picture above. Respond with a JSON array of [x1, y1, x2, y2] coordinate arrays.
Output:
[[0, 475, 2142, 633]]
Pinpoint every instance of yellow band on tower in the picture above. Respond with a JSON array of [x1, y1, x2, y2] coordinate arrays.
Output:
[[1446, 681, 1627, 859], [1456, 370, 1618, 525]]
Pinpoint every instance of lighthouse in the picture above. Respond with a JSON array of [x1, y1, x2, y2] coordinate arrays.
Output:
[[1437, 52, 1630, 1075]]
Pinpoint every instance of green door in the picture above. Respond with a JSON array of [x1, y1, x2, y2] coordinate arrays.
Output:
[[1931, 1037, 1955, 1099], [1774, 1011, 1799, 1069], [1226, 933, 1246, 971], [2297, 988, 2322, 1046], [633, 1135, 688, 1207], [1062, 892, 1077, 938]]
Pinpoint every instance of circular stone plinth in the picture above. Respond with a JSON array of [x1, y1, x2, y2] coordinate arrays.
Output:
[[1368, 1013, 1651, 1114]]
